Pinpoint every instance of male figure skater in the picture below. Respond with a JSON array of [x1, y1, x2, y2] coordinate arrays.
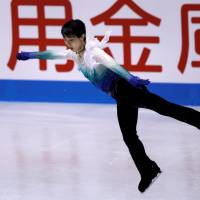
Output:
[[17, 19, 200, 193]]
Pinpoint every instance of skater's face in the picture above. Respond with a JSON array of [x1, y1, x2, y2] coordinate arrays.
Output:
[[63, 34, 85, 53]]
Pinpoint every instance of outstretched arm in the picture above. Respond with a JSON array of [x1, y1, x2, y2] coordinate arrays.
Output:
[[16, 49, 74, 60], [92, 47, 150, 87]]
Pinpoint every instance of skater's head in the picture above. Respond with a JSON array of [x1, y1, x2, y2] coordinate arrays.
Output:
[[61, 19, 86, 53]]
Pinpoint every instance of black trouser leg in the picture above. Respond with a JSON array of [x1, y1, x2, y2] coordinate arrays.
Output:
[[139, 91, 200, 129], [116, 102, 153, 176]]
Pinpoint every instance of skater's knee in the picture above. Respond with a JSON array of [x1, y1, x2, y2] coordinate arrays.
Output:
[[122, 133, 139, 146]]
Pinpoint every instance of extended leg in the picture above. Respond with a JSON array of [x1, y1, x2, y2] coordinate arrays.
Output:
[[140, 91, 200, 130]]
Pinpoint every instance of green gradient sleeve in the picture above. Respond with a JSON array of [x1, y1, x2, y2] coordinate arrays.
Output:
[[92, 47, 132, 81], [33, 49, 74, 60]]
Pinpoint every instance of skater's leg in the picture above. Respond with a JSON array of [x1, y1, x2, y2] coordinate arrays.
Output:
[[140, 91, 200, 129], [117, 102, 161, 192], [116, 102, 153, 175]]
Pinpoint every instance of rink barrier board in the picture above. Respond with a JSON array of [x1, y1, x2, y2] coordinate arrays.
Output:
[[0, 80, 200, 106]]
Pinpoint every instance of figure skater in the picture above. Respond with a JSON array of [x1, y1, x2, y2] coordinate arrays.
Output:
[[16, 19, 200, 193]]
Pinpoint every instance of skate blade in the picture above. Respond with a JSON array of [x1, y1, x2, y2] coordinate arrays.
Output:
[[142, 171, 162, 193]]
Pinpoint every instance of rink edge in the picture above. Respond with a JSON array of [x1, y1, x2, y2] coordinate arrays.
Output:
[[0, 80, 200, 106]]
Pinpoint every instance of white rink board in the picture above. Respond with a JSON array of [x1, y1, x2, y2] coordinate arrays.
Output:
[[0, 0, 200, 83]]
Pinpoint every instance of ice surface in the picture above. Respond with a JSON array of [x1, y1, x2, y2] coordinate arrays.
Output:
[[0, 102, 199, 200]]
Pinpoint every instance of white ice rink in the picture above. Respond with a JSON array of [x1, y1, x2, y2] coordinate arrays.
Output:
[[0, 102, 199, 200]]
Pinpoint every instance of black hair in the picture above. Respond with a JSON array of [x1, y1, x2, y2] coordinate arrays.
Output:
[[61, 19, 86, 40]]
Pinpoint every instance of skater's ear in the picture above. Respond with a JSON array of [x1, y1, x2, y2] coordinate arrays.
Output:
[[80, 34, 86, 42]]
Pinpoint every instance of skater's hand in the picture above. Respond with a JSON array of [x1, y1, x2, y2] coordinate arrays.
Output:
[[129, 76, 150, 89], [16, 52, 36, 60]]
